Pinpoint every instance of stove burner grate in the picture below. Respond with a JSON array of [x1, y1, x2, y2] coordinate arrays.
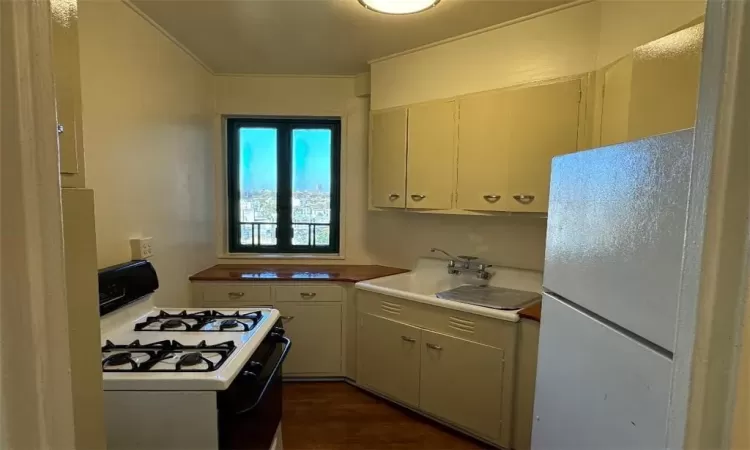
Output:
[[133, 310, 262, 332], [101, 339, 235, 372]]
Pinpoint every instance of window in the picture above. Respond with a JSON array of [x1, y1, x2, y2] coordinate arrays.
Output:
[[226, 117, 341, 254]]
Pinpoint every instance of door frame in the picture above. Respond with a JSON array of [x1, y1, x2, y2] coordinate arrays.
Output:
[[669, 0, 750, 448], [1, 0, 76, 448]]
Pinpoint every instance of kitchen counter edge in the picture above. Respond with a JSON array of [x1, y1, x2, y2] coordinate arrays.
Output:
[[189, 264, 409, 283]]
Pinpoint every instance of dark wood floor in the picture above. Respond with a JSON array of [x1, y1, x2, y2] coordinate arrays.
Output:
[[282, 382, 489, 450]]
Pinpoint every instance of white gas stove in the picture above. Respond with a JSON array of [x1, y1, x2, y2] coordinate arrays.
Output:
[[100, 297, 280, 391], [99, 260, 288, 450]]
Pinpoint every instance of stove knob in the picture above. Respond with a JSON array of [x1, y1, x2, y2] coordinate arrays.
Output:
[[248, 361, 263, 373], [272, 327, 285, 336]]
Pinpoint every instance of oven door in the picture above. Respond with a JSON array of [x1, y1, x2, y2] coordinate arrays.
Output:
[[218, 327, 291, 450]]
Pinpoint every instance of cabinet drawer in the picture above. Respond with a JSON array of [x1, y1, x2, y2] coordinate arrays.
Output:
[[273, 285, 342, 303], [357, 290, 516, 349], [200, 284, 272, 307]]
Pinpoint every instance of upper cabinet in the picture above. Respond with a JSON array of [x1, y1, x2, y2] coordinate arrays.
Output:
[[504, 79, 582, 213], [52, 2, 87, 188], [369, 101, 457, 211], [406, 101, 456, 210], [368, 19, 704, 216], [456, 91, 509, 212], [370, 109, 407, 208], [599, 22, 703, 147], [369, 76, 584, 215], [456, 79, 582, 213]]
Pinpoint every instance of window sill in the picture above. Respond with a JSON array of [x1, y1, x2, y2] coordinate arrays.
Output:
[[219, 253, 345, 260]]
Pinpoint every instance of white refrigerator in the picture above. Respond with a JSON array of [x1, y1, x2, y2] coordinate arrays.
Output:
[[532, 129, 693, 449]]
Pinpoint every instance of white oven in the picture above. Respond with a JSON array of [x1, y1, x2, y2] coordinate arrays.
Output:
[[98, 260, 290, 450]]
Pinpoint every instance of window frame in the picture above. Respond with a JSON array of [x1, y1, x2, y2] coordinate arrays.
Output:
[[226, 116, 342, 255]]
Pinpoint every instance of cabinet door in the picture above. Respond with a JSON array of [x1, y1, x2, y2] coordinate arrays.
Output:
[[420, 330, 505, 441], [599, 23, 703, 147], [627, 22, 703, 141], [600, 55, 634, 147], [406, 100, 456, 210], [456, 91, 509, 211], [52, 4, 86, 187], [370, 109, 407, 208], [505, 79, 582, 213], [357, 313, 421, 407], [278, 302, 342, 376]]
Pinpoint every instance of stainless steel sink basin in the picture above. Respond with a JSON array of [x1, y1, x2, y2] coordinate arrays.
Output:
[[435, 285, 541, 310]]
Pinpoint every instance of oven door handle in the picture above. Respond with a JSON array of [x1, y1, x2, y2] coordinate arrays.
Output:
[[234, 335, 291, 416]]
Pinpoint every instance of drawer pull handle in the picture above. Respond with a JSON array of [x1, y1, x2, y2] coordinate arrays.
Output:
[[411, 194, 426, 201], [483, 194, 501, 203], [299, 292, 317, 299], [401, 336, 416, 343], [228, 292, 245, 298], [281, 315, 295, 322], [426, 343, 443, 351], [389, 194, 400, 201], [513, 194, 535, 205]]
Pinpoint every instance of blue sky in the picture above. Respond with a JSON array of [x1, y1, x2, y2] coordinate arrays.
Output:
[[239, 128, 332, 193]]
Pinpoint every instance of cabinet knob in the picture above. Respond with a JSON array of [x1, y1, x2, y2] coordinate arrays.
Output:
[[57, 124, 64, 134], [281, 315, 295, 322], [426, 343, 443, 351], [227, 292, 245, 299], [483, 194, 501, 203], [299, 292, 317, 299], [389, 194, 400, 201], [513, 194, 535, 205], [410, 194, 426, 201], [401, 335, 416, 343]]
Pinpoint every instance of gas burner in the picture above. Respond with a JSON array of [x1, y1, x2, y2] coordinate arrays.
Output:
[[219, 318, 251, 331], [103, 352, 134, 367], [101, 339, 236, 372], [161, 319, 188, 330], [221, 319, 238, 328], [133, 310, 262, 332]]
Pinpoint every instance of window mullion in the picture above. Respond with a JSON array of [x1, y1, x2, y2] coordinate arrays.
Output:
[[277, 124, 293, 251]]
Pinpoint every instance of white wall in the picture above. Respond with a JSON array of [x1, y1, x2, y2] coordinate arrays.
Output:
[[78, 1, 215, 307], [370, 2, 600, 110], [365, 212, 548, 271], [370, 0, 706, 110], [213, 75, 373, 265]]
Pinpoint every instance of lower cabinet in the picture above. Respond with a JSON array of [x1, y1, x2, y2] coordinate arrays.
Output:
[[357, 311, 512, 447], [420, 330, 505, 441], [191, 282, 347, 377], [357, 313, 421, 407], [279, 302, 342, 376]]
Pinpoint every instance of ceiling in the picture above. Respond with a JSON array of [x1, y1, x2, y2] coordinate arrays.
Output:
[[131, 0, 574, 75]]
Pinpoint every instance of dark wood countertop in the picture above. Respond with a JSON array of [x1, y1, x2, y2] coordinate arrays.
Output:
[[189, 264, 409, 283], [518, 302, 541, 322]]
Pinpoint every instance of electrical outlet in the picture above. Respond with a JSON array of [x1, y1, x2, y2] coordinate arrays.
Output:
[[130, 237, 154, 259]]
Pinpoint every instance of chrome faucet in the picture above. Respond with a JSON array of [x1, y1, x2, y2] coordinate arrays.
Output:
[[430, 248, 493, 280]]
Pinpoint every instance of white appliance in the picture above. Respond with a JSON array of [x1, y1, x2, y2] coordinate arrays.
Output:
[[98, 261, 289, 450], [532, 129, 693, 449]]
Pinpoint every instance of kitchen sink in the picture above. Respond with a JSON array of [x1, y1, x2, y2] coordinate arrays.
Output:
[[435, 285, 541, 310]]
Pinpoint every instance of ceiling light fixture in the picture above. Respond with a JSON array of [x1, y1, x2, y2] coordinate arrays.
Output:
[[358, 0, 440, 15]]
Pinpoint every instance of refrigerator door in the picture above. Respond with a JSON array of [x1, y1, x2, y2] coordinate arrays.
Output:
[[532, 293, 672, 450], [543, 129, 693, 352]]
